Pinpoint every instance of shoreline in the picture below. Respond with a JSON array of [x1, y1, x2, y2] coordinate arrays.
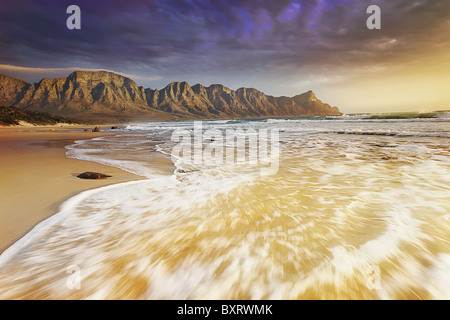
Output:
[[0, 124, 143, 254]]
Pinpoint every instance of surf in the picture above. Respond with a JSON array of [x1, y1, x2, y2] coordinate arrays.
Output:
[[0, 118, 449, 299]]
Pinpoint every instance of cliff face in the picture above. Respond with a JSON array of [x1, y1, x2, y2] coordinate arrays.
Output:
[[0, 71, 342, 121], [0, 74, 31, 107]]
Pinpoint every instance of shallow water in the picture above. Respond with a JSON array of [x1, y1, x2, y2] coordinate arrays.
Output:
[[0, 117, 449, 299]]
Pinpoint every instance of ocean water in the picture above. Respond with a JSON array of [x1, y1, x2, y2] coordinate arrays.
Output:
[[0, 116, 449, 299]]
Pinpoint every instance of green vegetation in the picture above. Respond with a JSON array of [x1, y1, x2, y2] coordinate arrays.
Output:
[[0, 106, 82, 126], [369, 113, 437, 120]]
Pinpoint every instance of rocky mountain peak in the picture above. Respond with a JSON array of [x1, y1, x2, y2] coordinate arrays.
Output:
[[66, 71, 138, 89], [236, 87, 264, 96], [161, 81, 194, 99], [294, 90, 317, 102], [191, 83, 206, 95], [0, 74, 31, 106], [0, 71, 342, 121], [0, 74, 29, 84]]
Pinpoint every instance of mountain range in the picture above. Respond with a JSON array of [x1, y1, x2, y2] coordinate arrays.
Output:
[[0, 71, 341, 122]]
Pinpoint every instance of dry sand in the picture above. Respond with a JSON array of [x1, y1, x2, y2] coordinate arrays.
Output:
[[0, 124, 142, 253]]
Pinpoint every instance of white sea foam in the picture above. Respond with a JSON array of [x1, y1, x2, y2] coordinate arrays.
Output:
[[0, 180, 146, 269], [0, 118, 449, 299]]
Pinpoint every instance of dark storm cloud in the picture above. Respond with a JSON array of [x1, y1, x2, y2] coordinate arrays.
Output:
[[0, 0, 449, 90]]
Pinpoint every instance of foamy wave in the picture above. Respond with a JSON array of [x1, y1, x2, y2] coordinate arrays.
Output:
[[0, 119, 449, 299], [335, 130, 450, 138]]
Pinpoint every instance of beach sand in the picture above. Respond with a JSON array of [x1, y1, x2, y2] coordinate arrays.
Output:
[[0, 124, 142, 254]]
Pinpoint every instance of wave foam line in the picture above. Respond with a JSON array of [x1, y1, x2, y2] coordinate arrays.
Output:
[[0, 180, 147, 269]]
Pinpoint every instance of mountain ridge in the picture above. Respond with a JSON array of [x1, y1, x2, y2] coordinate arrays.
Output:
[[0, 71, 342, 122]]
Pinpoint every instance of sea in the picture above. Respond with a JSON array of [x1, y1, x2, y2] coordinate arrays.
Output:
[[0, 114, 449, 299]]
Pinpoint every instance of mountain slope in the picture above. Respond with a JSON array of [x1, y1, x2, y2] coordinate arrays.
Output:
[[0, 71, 342, 121], [0, 74, 31, 107]]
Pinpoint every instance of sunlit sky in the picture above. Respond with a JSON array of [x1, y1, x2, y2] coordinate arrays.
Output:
[[1, 0, 449, 113]]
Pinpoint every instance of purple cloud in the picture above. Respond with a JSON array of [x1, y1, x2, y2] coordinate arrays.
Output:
[[0, 0, 448, 95], [277, 0, 302, 23]]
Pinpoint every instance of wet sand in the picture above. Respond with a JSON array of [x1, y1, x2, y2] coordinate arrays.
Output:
[[0, 125, 142, 253]]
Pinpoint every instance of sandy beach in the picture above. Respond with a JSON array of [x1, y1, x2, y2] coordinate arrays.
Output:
[[0, 124, 142, 254]]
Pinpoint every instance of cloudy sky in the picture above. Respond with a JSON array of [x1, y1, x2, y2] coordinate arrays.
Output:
[[0, 0, 449, 113]]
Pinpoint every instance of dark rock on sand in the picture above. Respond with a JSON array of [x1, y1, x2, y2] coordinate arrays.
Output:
[[92, 126, 101, 132], [77, 172, 111, 179]]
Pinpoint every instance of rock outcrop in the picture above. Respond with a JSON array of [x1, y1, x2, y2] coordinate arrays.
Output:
[[0, 71, 342, 121], [77, 172, 111, 179], [0, 74, 31, 107]]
